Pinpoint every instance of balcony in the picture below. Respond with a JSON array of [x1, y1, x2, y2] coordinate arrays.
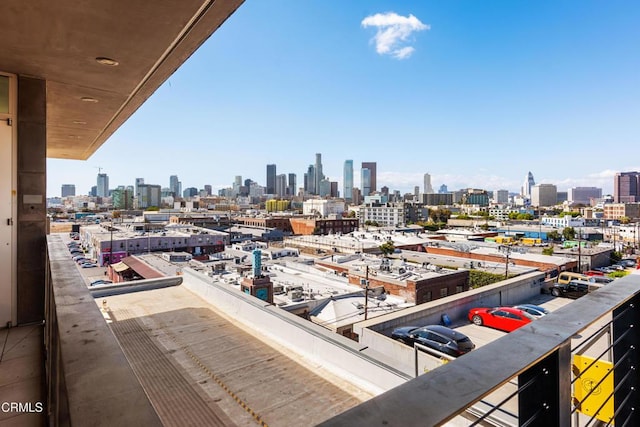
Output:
[[35, 233, 640, 425]]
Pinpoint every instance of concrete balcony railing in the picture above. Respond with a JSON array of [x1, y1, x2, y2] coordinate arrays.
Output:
[[44, 235, 162, 426], [321, 271, 640, 426]]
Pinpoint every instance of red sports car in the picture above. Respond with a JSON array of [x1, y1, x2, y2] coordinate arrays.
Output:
[[468, 307, 535, 332]]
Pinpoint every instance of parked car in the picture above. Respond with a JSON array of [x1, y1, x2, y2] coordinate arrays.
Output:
[[588, 276, 614, 285], [597, 267, 615, 274], [584, 270, 604, 277], [81, 263, 97, 268], [550, 280, 593, 299], [468, 307, 535, 332], [556, 272, 588, 285], [391, 325, 475, 357], [90, 279, 112, 286], [513, 304, 550, 318], [620, 259, 637, 268]]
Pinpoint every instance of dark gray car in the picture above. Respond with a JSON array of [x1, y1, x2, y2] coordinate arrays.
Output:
[[391, 325, 475, 357]]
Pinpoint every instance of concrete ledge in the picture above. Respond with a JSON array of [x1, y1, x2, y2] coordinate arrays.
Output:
[[46, 235, 162, 426], [182, 268, 412, 395]]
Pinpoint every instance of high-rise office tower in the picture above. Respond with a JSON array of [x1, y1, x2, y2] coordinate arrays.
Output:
[[438, 184, 448, 194], [424, 173, 434, 194], [169, 175, 181, 197], [266, 164, 276, 194], [97, 173, 109, 197], [275, 174, 287, 197], [137, 184, 162, 208], [135, 178, 144, 197], [287, 173, 296, 196], [531, 184, 557, 207], [361, 162, 377, 194], [330, 181, 338, 198], [614, 172, 640, 203], [204, 185, 212, 196], [61, 184, 75, 197], [183, 187, 198, 198], [352, 188, 362, 205], [495, 189, 509, 204], [361, 168, 371, 196], [568, 187, 602, 205], [521, 172, 535, 198], [306, 165, 316, 194], [314, 153, 324, 195], [343, 160, 353, 202]]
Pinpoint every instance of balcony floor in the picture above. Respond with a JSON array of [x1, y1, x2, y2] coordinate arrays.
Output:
[[100, 285, 370, 427], [0, 323, 45, 427]]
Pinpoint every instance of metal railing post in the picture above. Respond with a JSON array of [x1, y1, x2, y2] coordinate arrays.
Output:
[[613, 295, 640, 425], [518, 342, 571, 426]]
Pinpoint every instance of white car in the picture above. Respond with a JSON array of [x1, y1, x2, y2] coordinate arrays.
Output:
[[513, 304, 550, 318]]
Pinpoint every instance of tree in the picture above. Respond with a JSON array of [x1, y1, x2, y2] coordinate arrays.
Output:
[[516, 213, 534, 220], [547, 230, 561, 241], [562, 227, 575, 241], [619, 216, 631, 224], [611, 251, 622, 263], [542, 246, 555, 256], [429, 209, 451, 223], [379, 241, 395, 257]]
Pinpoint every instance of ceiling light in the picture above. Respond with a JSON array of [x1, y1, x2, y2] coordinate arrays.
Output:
[[80, 97, 98, 103], [95, 57, 119, 66]]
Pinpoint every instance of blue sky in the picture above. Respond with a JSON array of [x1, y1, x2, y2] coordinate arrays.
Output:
[[47, 1, 640, 197]]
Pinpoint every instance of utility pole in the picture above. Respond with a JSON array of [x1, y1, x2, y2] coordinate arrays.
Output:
[[109, 217, 114, 266], [499, 244, 512, 279], [577, 227, 582, 273], [364, 265, 370, 320]]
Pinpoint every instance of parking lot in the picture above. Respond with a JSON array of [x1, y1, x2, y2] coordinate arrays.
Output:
[[64, 236, 109, 286]]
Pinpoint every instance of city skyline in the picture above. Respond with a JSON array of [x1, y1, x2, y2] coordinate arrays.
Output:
[[46, 1, 639, 197]]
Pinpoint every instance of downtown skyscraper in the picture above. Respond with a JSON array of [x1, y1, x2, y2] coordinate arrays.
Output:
[[169, 175, 181, 198], [521, 171, 535, 198], [423, 173, 434, 194], [97, 173, 109, 197], [361, 162, 376, 195], [614, 171, 640, 203], [361, 168, 371, 196], [266, 164, 276, 194], [343, 160, 353, 202], [314, 153, 324, 195]]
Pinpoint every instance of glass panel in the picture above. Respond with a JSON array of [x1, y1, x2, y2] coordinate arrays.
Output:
[[0, 76, 8, 114]]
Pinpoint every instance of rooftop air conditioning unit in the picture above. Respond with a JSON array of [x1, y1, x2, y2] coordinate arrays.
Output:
[[288, 290, 303, 302]]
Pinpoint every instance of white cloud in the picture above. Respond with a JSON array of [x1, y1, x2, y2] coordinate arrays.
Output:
[[361, 12, 429, 59]]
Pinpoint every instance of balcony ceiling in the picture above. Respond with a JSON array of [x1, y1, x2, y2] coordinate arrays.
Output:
[[0, 0, 244, 160]]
